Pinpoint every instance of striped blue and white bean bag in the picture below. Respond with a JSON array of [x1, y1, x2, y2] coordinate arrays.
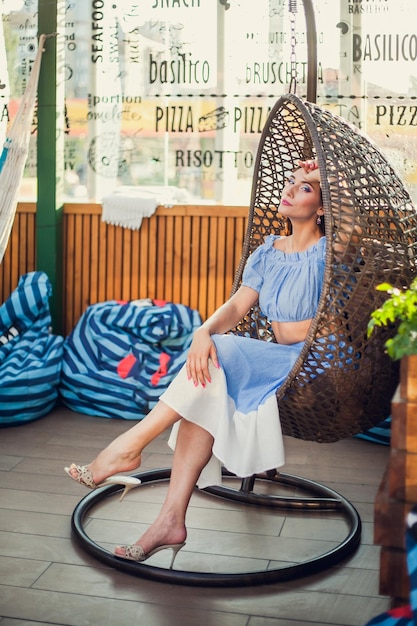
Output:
[[0, 272, 64, 426], [59, 299, 202, 420], [355, 417, 391, 446]]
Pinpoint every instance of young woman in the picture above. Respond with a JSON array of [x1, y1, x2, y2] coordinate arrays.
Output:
[[65, 159, 325, 568]]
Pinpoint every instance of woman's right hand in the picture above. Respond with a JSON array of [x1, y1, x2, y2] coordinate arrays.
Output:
[[186, 327, 220, 387], [184, 285, 258, 387], [299, 158, 319, 173]]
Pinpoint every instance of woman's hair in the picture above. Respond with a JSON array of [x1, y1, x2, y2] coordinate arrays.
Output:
[[318, 187, 325, 234]]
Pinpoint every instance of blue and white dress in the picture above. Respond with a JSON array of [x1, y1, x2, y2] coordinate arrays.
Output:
[[161, 235, 326, 487]]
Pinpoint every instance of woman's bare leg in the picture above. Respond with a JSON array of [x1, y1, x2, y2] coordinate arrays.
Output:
[[115, 418, 214, 555], [69, 400, 183, 485]]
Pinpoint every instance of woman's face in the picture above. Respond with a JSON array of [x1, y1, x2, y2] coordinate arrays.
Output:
[[279, 167, 323, 224]]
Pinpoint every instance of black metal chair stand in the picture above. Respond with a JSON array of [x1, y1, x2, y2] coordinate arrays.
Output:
[[71, 467, 361, 587]]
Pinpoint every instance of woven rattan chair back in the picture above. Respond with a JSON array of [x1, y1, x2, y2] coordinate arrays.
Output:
[[232, 93, 417, 443]]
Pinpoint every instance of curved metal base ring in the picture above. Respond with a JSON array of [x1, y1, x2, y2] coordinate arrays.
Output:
[[71, 467, 361, 587]]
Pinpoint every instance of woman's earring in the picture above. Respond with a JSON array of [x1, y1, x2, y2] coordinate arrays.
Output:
[[316, 215, 322, 225]]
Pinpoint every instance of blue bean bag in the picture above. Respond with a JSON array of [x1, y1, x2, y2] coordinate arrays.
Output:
[[355, 417, 391, 446], [59, 298, 202, 419], [0, 272, 64, 426]]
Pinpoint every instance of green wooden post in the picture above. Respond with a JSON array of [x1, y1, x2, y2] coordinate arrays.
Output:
[[36, 0, 65, 334]]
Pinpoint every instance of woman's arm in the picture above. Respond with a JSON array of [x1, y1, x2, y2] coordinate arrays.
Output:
[[186, 285, 259, 387]]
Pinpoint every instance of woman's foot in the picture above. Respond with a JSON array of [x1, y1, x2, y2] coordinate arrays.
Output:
[[114, 542, 186, 569], [114, 513, 187, 563], [66, 446, 142, 487], [64, 464, 141, 500]]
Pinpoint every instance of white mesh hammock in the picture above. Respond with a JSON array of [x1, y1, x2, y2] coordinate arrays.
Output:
[[0, 34, 46, 263]]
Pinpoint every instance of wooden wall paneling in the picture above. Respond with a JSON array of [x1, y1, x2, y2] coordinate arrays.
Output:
[[190, 215, 201, 315], [14, 213, 26, 284], [225, 216, 237, 297], [74, 212, 86, 324], [163, 215, 173, 302], [97, 219, 108, 304], [129, 228, 140, 298], [1, 227, 11, 297], [89, 212, 100, 306], [23, 203, 36, 276], [120, 226, 128, 298], [172, 215, 184, 305], [180, 214, 192, 308], [207, 215, 218, 317], [110, 223, 117, 298], [215, 215, 227, 312], [148, 216, 158, 300], [224, 212, 243, 306], [63, 212, 75, 335], [27, 211, 36, 272], [6, 217, 18, 294], [105, 225, 115, 301], [138, 216, 149, 300], [235, 215, 246, 266], [168, 213, 179, 304], [0, 205, 36, 304], [70, 212, 80, 328], [113, 225, 123, 299], [156, 216, 169, 300], [81, 212, 91, 318], [121, 227, 132, 301], [5, 203, 248, 334], [220, 213, 246, 303], [198, 215, 209, 320]]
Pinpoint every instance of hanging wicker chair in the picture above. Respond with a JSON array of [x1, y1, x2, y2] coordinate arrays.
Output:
[[71, 94, 417, 587], [232, 92, 417, 443]]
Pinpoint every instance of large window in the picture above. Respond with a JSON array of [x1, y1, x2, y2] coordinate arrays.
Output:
[[2, 0, 417, 204]]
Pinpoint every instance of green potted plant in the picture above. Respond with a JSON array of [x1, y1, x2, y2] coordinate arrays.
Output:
[[368, 277, 417, 361], [368, 277, 417, 398]]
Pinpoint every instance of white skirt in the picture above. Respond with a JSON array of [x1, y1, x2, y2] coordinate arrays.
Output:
[[160, 334, 304, 487]]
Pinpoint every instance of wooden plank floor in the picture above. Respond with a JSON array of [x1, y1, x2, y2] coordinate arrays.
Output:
[[0, 405, 391, 626]]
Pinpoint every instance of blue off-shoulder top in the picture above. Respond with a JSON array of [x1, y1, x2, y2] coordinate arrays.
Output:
[[241, 234, 326, 323]]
